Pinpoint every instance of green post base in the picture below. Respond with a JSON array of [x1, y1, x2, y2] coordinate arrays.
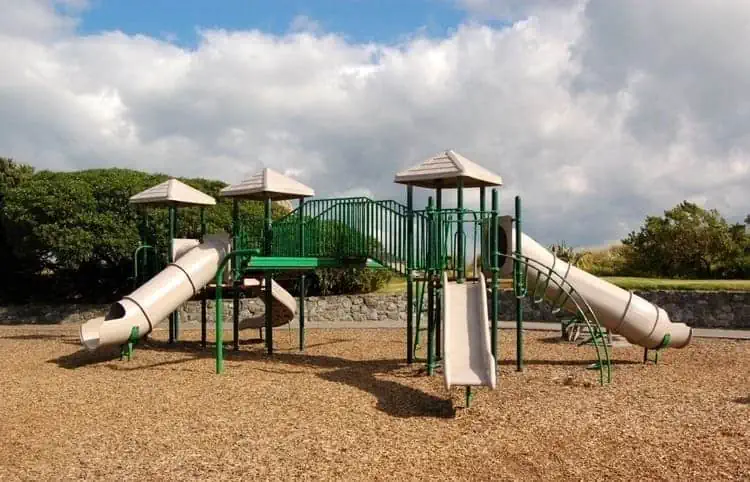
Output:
[[119, 326, 140, 361], [465, 386, 473, 408], [643, 347, 660, 364]]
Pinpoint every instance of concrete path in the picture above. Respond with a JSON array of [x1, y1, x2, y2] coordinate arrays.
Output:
[[179, 319, 750, 340]]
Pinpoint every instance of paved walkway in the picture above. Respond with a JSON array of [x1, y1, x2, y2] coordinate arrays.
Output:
[[179, 319, 750, 340]]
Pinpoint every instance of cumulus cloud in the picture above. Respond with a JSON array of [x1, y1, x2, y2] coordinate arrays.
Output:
[[0, 0, 747, 246], [457, 0, 579, 21]]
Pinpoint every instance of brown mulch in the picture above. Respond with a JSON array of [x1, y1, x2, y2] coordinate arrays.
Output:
[[0, 324, 748, 481]]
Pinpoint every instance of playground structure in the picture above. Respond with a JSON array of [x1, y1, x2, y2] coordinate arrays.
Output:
[[79, 150, 693, 405]]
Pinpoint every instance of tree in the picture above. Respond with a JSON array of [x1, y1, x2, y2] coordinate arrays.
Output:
[[1, 168, 288, 302], [549, 241, 585, 266], [0, 158, 34, 200], [0, 158, 34, 301], [622, 201, 746, 279]]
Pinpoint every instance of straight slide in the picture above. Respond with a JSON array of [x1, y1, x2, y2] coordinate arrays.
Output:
[[514, 229, 692, 350], [79, 235, 296, 351], [442, 271, 497, 390]]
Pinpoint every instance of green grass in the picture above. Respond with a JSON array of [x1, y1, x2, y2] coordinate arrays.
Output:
[[376, 277, 407, 294], [600, 277, 750, 292], [376, 276, 750, 293], [376, 277, 513, 294]]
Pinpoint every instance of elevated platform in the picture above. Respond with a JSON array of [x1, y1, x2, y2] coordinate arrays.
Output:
[[243, 256, 386, 271]]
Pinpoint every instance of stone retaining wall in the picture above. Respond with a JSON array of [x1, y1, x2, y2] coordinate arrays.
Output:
[[1, 290, 748, 329]]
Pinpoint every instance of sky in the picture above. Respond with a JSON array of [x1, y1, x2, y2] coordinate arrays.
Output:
[[76, 0, 470, 46], [1, 0, 748, 247]]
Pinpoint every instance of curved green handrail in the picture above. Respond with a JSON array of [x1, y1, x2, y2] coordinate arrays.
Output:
[[499, 252, 612, 385], [214, 248, 260, 374]]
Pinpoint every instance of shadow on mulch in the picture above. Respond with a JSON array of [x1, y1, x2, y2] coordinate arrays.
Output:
[[49, 339, 455, 419], [498, 358, 641, 367], [51, 346, 122, 368], [273, 352, 455, 419], [734, 396, 750, 405], [1, 333, 76, 342]]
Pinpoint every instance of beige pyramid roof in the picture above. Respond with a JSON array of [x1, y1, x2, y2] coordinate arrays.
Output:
[[129, 178, 216, 207], [220, 168, 315, 200], [394, 149, 503, 189]]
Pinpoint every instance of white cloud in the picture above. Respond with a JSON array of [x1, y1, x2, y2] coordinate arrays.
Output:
[[0, 0, 748, 246], [456, 0, 580, 21], [289, 15, 323, 34], [0, 0, 84, 40]]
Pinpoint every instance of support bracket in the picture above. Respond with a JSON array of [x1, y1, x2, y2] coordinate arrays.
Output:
[[119, 326, 140, 361]]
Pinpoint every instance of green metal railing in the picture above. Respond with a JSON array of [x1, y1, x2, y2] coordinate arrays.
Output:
[[503, 252, 612, 385], [271, 197, 428, 274], [411, 208, 494, 277], [133, 244, 161, 288], [271, 196, 496, 278]]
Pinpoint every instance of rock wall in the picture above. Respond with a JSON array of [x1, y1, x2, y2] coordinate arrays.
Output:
[[1, 290, 748, 329], [635, 290, 750, 329]]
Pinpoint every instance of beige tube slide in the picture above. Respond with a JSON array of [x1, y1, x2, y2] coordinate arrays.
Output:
[[514, 229, 692, 350], [237, 278, 297, 329], [80, 235, 231, 351], [442, 271, 497, 389]]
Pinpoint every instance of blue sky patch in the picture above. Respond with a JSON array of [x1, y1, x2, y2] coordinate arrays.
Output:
[[78, 0, 469, 46]]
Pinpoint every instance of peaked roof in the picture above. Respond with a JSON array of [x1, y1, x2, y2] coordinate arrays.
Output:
[[129, 178, 216, 207], [393, 149, 503, 189], [220, 168, 315, 200]]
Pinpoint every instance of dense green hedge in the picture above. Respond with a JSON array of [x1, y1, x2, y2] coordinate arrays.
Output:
[[0, 159, 390, 303]]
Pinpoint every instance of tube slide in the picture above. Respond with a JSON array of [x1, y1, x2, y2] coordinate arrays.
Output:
[[514, 229, 692, 350], [79, 234, 297, 351], [237, 278, 297, 329], [442, 271, 497, 389], [80, 235, 231, 351]]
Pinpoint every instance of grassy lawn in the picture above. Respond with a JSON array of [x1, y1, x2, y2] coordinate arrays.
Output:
[[601, 277, 750, 292], [376, 276, 750, 293]]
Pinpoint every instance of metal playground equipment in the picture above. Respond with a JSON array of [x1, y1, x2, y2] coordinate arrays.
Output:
[[79, 150, 694, 406]]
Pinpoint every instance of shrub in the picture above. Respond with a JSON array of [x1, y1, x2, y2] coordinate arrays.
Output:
[[305, 268, 393, 296], [549, 241, 587, 267], [576, 244, 638, 277]]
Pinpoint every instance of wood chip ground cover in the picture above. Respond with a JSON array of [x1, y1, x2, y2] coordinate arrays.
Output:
[[0, 325, 748, 480]]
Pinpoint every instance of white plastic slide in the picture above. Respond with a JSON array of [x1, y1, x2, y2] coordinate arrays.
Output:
[[442, 271, 497, 390], [79, 235, 296, 351], [237, 278, 297, 329], [514, 229, 692, 350]]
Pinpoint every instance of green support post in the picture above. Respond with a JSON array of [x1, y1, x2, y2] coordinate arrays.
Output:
[[435, 187, 442, 360], [426, 196, 435, 376], [200, 207, 207, 348], [514, 195, 524, 372], [457, 178, 465, 284], [215, 259, 227, 374], [480, 187, 486, 269], [298, 197, 306, 352], [232, 200, 240, 351], [135, 209, 148, 288], [491, 189, 499, 361], [216, 297, 224, 373], [264, 198, 273, 355], [168, 205, 177, 344], [143, 211, 150, 285], [406, 186, 414, 364]]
